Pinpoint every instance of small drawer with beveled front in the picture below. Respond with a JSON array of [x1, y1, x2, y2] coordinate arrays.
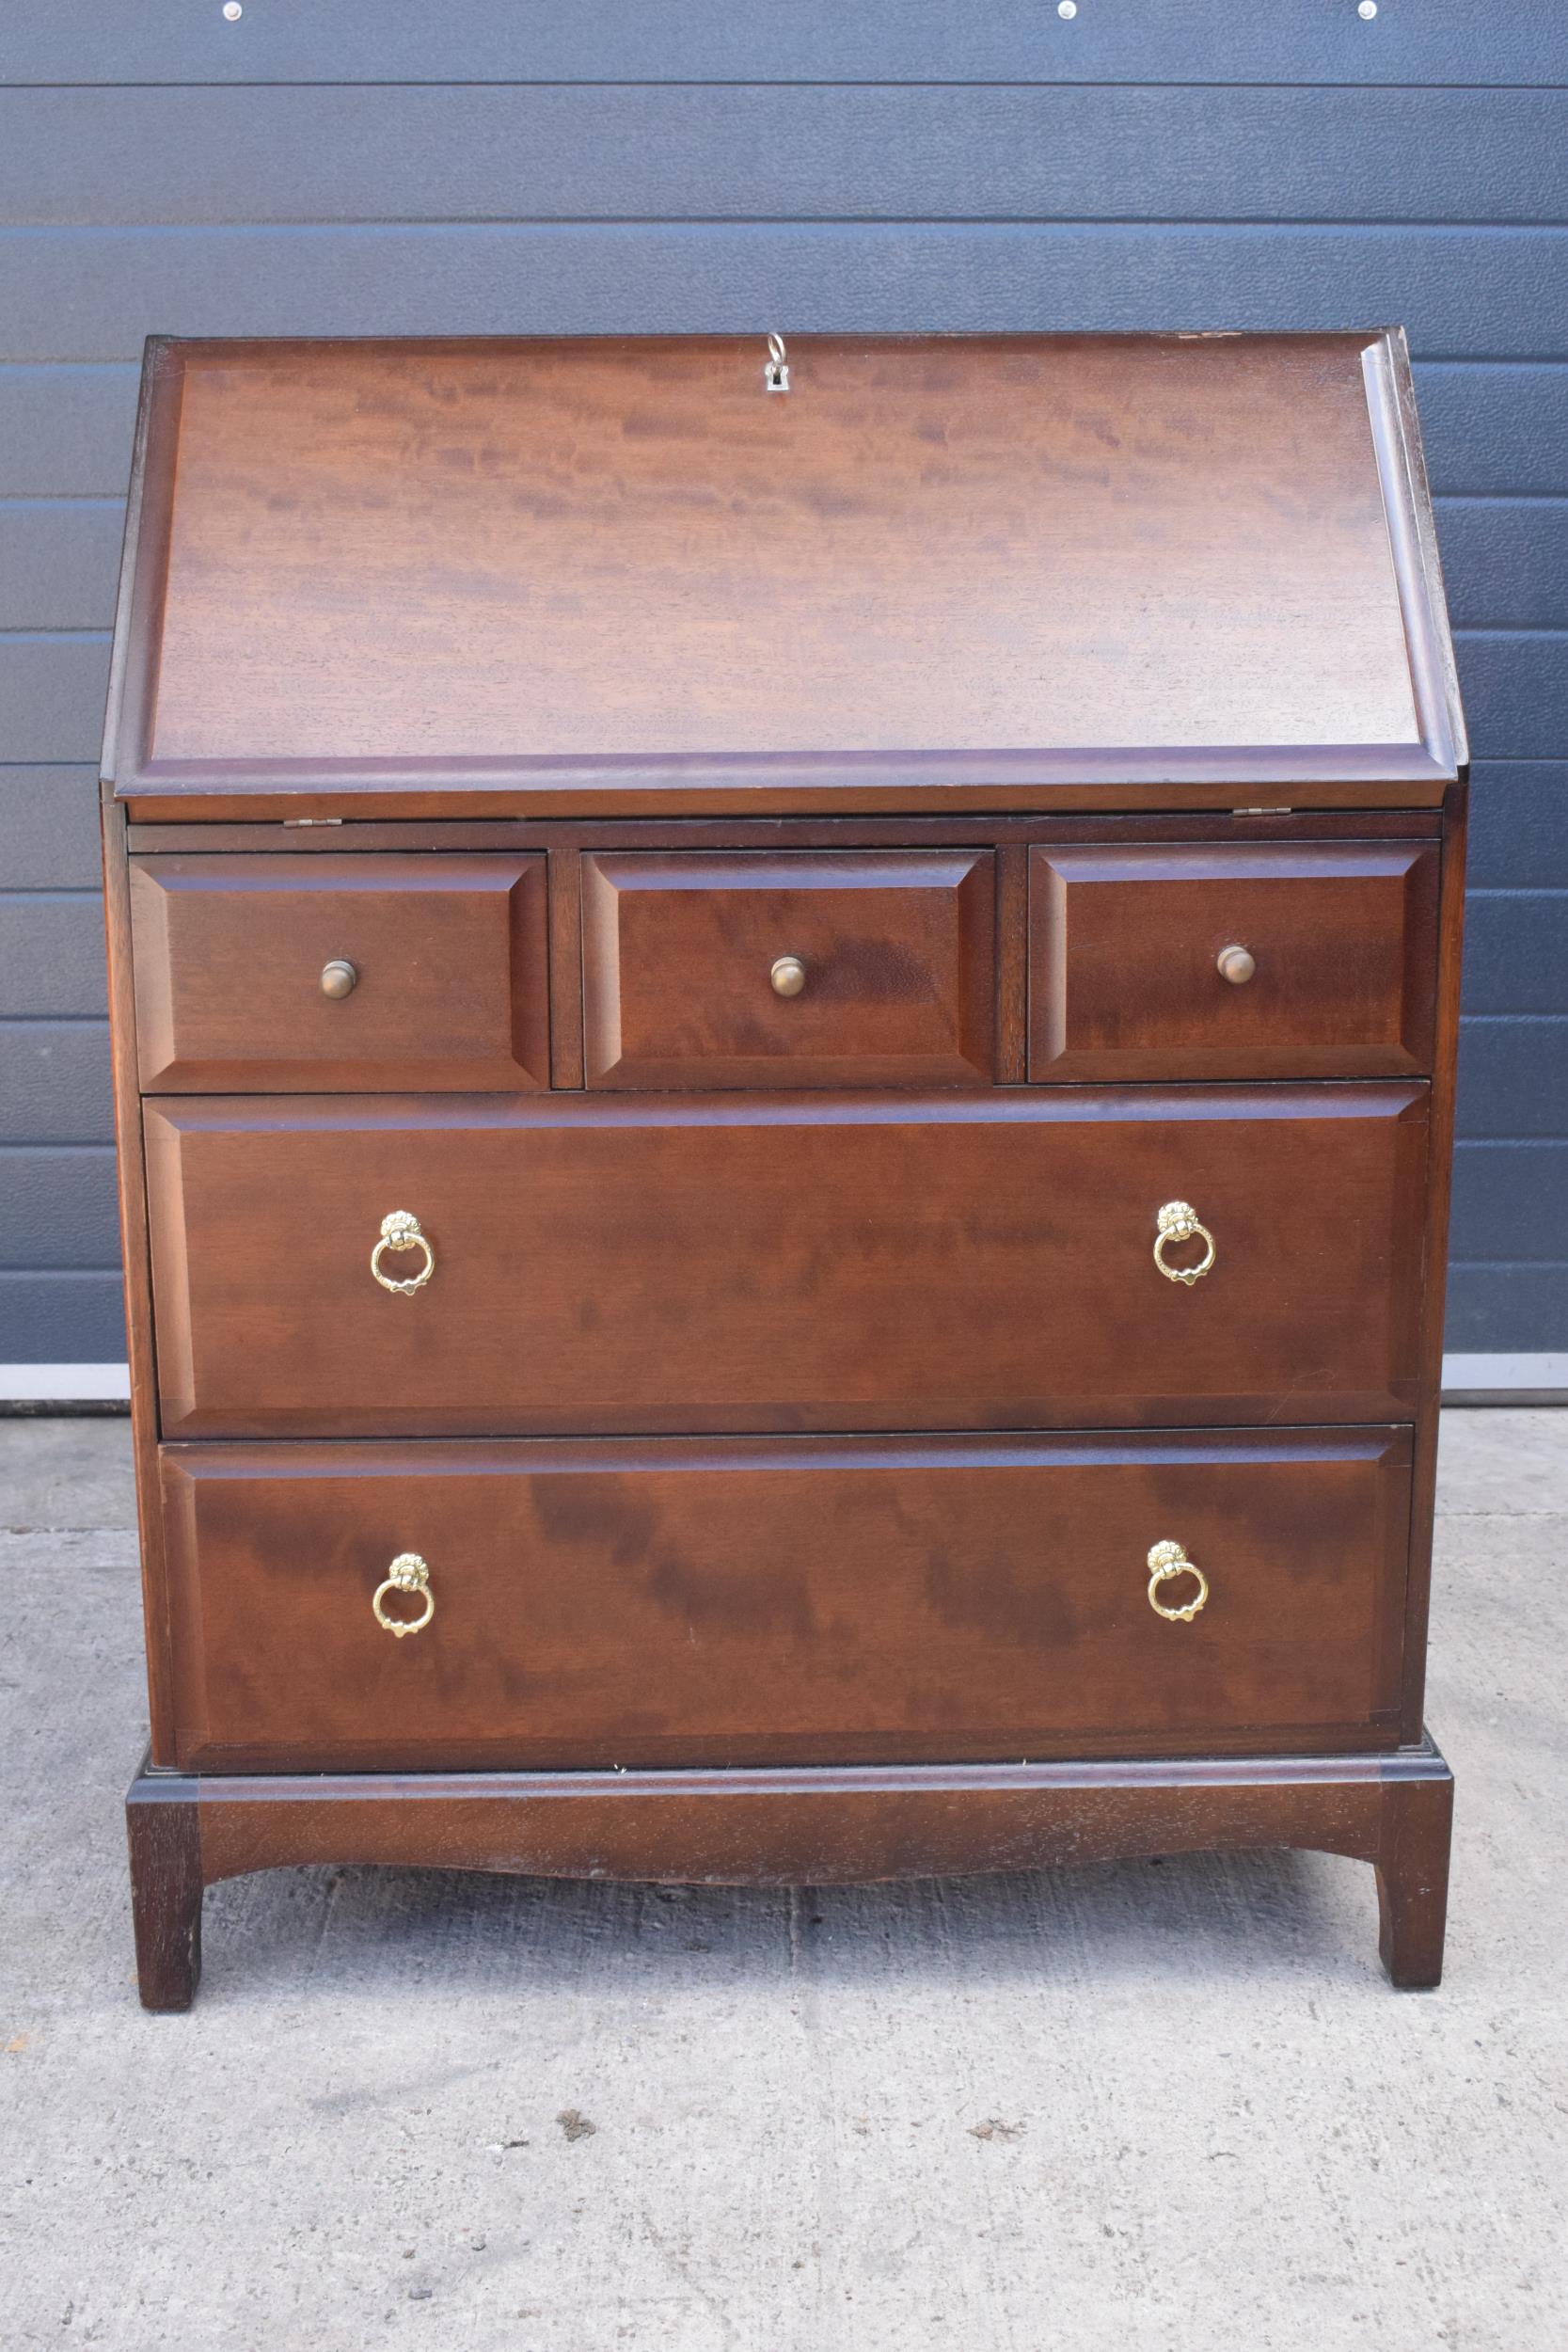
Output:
[[157, 1425, 1412, 1772], [1028, 841, 1440, 1081], [129, 852, 549, 1090], [580, 850, 995, 1088]]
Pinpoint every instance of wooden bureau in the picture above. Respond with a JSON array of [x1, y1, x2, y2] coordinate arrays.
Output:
[[103, 332, 1465, 2006]]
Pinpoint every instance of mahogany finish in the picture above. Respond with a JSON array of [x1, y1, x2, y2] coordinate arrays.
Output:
[[130, 852, 549, 1091], [1028, 842, 1440, 1081], [159, 1428, 1411, 1772], [125, 1778, 203, 2014], [142, 1085, 1428, 1438], [581, 850, 994, 1089], [122, 811, 1445, 856], [126, 1743, 1454, 2011], [103, 333, 1461, 809], [100, 333, 1465, 2005]]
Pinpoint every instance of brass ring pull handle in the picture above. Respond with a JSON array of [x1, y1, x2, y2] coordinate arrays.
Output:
[[372, 1550, 435, 1638], [371, 1210, 435, 1295], [1147, 1539, 1210, 1623], [770, 954, 807, 998], [1153, 1200, 1216, 1286]]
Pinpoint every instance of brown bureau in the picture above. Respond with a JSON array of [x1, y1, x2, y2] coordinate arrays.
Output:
[[103, 331, 1465, 2006]]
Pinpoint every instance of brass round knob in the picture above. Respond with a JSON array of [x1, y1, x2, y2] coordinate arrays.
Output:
[[320, 959, 358, 1000], [770, 955, 807, 999], [1216, 944, 1256, 986]]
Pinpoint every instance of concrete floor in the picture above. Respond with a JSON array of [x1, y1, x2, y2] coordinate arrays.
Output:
[[2, 1412, 1565, 2352]]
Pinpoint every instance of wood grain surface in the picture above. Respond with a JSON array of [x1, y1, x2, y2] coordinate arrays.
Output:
[[142, 1085, 1430, 1438], [581, 850, 994, 1088], [130, 851, 549, 1090], [158, 1426, 1412, 1772], [124, 1737, 1456, 2005], [103, 333, 1462, 802], [1028, 840, 1441, 1079]]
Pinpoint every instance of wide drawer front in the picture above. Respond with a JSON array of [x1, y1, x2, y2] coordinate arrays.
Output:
[[161, 1428, 1412, 1772], [145, 1088, 1427, 1437], [1028, 841, 1440, 1080], [581, 850, 995, 1089], [130, 852, 550, 1090]]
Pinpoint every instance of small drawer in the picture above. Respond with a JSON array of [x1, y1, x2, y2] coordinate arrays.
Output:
[[160, 1427, 1411, 1772], [1028, 841, 1440, 1080], [581, 850, 994, 1088], [130, 852, 549, 1090]]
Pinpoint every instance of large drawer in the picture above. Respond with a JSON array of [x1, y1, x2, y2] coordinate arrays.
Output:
[[130, 852, 550, 1090], [160, 1428, 1412, 1772], [144, 1087, 1428, 1437], [581, 850, 995, 1089]]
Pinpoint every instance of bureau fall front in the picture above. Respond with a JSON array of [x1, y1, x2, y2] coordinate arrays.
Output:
[[100, 332, 1465, 2005]]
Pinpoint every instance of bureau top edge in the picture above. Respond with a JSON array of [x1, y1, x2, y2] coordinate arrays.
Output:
[[116, 797, 1450, 850], [110, 778, 1459, 827], [102, 330, 1465, 806]]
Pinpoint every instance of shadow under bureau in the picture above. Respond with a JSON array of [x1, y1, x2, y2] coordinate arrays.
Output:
[[101, 331, 1465, 2006]]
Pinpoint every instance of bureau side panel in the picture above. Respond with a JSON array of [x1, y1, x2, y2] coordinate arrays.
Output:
[[101, 788, 177, 1762], [1401, 778, 1468, 1740]]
